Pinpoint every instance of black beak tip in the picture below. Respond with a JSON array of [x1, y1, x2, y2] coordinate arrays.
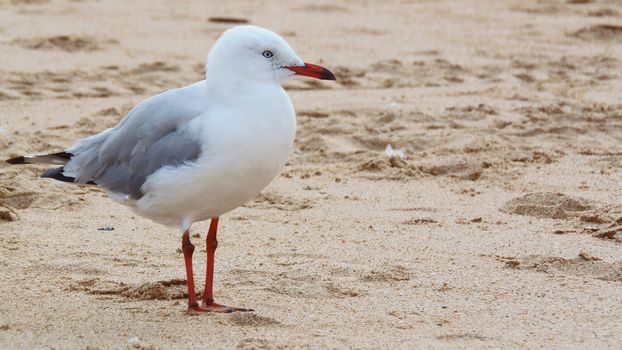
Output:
[[323, 69, 336, 81]]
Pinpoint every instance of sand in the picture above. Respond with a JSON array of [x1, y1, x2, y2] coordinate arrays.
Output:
[[1, 0, 621, 348]]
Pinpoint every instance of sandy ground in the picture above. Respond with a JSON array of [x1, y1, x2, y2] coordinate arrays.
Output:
[[1, 0, 621, 348]]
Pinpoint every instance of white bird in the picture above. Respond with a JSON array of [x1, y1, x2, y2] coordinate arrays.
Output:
[[6, 25, 336, 313]]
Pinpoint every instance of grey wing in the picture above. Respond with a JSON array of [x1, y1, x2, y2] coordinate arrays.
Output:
[[94, 128, 202, 199], [63, 81, 207, 199]]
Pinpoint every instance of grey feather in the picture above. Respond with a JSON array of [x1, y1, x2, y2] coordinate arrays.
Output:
[[98, 128, 201, 198], [62, 81, 208, 199]]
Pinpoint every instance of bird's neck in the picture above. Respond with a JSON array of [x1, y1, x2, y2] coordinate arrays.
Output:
[[204, 76, 281, 104]]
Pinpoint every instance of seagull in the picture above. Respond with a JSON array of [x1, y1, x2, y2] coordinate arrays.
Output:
[[5, 25, 336, 313]]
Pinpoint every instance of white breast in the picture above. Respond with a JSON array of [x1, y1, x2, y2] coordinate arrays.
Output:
[[135, 84, 296, 230]]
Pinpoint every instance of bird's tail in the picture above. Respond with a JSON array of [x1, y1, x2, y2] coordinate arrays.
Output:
[[6, 151, 78, 183], [5, 151, 72, 165], [6, 151, 95, 184]]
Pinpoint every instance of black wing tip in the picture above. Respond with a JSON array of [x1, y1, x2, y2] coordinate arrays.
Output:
[[6, 156, 26, 164], [5, 151, 72, 165], [50, 151, 73, 160], [41, 167, 75, 183], [41, 167, 96, 185]]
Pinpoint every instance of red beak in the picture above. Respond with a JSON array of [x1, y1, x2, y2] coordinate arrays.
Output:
[[286, 62, 336, 81]]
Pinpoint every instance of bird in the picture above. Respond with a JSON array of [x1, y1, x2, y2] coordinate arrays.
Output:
[[5, 25, 336, 313]]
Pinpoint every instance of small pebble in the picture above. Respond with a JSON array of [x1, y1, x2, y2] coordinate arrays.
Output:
[[128, 336, 140, 348]]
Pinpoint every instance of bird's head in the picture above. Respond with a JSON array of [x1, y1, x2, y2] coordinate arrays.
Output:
[[206, 25, 335, 85]]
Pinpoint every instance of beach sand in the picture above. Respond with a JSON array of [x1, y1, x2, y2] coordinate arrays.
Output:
[[1, 0, 621, 348]]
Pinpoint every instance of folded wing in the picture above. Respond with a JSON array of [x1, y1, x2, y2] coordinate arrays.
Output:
[[13, 81, 209, 200]]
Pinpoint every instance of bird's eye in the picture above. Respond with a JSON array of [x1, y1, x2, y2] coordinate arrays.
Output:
[[262, 50, 274, 58]]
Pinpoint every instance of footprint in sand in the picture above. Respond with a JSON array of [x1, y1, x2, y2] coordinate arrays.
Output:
[[14, 35, 118, 52], [572, 24, 622, 42], [497, 254, 622, 282]]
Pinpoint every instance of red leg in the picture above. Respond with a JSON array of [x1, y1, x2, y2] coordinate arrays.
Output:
[[198, 217, 252, 313], [181, 230, 200, 311], [201, 218, 218, 305]]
